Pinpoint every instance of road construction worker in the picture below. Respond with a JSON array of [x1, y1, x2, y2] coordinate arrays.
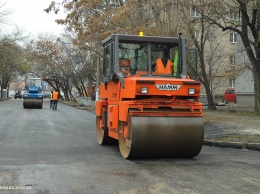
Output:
[[50, 91, 53, 108], [119, 58, 131, 75], [52, 90, 59, 110], [153, 58, 173, 75]]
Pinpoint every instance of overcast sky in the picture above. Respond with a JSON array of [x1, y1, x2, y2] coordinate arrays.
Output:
[[4, 0, 65, 38]]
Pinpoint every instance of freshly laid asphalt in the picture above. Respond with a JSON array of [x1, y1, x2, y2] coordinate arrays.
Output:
[[2, 97, 259, 152], [60, 100, 260, 152]]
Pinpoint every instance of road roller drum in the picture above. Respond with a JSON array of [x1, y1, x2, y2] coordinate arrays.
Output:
[[23, 86, 44, 109], [118, 116, 204, 159], [23, 99, 43, 109]]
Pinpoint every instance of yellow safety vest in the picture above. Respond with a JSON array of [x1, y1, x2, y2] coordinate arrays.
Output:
[[173, 49, 178, 76]]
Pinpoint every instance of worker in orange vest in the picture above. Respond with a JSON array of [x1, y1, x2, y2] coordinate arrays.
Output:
[[153, 58, 173, 75], [52, 90, 59, 110]]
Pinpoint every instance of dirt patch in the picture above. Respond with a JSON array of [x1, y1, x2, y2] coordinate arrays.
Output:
[[203, 109, 260, 143]]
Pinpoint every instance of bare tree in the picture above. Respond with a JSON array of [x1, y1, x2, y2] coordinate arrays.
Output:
[[179, 0, 231, 110], [0, 1, 11, 27], [25, 33, 97, 101], [195, 0, 260, 113], [44, 0, 250, 111], [0, 36, 25, 98]]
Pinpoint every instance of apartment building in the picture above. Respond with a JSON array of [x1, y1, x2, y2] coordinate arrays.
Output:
[[234, 34, 255, 107], [190, 7, 238, 101], [227, 9, 254, 107], [191, 3, 257, 108]]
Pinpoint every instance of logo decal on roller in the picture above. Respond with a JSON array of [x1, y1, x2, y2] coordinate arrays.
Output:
[[155, 84, 181, 91]]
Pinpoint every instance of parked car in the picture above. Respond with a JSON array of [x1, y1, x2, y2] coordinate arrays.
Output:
[[223, 88, 236, 103], [14, 90, 22, 99]]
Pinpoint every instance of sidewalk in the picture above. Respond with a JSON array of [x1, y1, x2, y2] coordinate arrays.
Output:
[[61, 100, 260, 151], [60, 99, 96, 113], [203, 108, 260, 151]]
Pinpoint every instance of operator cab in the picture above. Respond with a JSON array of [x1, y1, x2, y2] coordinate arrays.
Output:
[[102, 34, 198, 81]]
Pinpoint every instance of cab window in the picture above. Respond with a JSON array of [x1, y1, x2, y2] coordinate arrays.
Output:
[[151, 44, 178, 76], [103, 43, 113, 79], [118, 43, 148, 75]]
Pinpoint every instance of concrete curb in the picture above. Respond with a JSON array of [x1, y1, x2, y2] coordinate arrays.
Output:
[[204, 139, 260, 151], [60, 101, 96, 114], [78, 106, 95, 114]]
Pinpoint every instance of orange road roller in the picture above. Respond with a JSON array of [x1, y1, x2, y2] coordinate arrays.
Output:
[[96, 34, 204, 159]]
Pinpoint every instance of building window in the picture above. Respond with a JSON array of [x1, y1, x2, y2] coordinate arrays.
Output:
[[230, 33, 237, 43], [195, 30, 201, 41], [190, 7, 200, 17], [229, 78, 235, 88], [103, 43, 113, 79], [230, 10, 239, 21]]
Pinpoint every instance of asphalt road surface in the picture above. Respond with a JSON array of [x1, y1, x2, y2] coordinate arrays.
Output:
[[0, 99, 259, 194]]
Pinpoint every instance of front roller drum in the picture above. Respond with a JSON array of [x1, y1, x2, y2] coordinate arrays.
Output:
[[119, 116, 204, 159], [23, 99, 43, 109]]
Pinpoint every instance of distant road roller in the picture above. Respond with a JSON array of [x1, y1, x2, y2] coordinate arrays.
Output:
[[23, 86, 44, 109], [96, 34, 204, 159]]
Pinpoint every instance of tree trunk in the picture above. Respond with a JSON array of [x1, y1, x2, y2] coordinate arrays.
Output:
[[198, 50, 217, 110], [0, 84, 3, 99], [62, 82, 70, 101], [254, 68, 260, 114], [1, 79, 8, 90], [239, 2, 260, 114], [203, 78, 217, 110]]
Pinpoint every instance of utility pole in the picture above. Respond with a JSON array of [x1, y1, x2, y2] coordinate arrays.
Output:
[[95, 45, 100, 101]]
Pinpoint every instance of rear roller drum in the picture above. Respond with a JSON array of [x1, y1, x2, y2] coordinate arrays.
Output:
[[96, 112, 117, 145], [119, 116, 204, 159]]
